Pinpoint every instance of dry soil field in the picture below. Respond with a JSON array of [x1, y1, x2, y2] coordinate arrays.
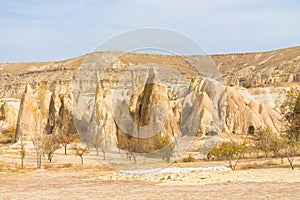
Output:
[[1, 143, 300, 200]]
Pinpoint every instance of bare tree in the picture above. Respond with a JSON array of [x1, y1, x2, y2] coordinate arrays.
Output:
[[32, 82, 49, 168], [122, 135, 138, 163], [72, 144, 89, 165], [58, 133, 74, 155], [18, 124, 26, 169], [90, 130, 106, 159], [20, 143, 26, 169], [43, 135, 60, 162], [31, 132, 42, 168], [284, 136, 300, 170]]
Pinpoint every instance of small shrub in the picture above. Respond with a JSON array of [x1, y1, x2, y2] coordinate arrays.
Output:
[[0, 127, 16, 144], [72, 144, 89, 165], [182, 154, 196, 162], [208, 140, 246, 170]]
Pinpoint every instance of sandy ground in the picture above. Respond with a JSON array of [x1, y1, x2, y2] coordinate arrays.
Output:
[[1, 143, 300, 200], [1, 168, 300, 200]]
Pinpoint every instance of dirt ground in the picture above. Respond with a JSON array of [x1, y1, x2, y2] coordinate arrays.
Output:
[[1, 168, 300, 200], [1, 143, 300, 200]]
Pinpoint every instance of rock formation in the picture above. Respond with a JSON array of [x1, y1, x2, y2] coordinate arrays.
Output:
[[94, 76, 117, 149], [45, 88, 61, 134], [225, 87, 282, 134], [0, 98, 20, 132], [3, 46, 299, 148], [15, 84, 39, 141], [180, 77, 226, 137], [115, 67, 180, 152]]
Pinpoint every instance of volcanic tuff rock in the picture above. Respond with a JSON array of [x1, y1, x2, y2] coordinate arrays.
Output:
[[1, 46, 300, 98], [94, 77, 117, 148], [113, 67, 180, 152], [2, 46, 300, 145], [224, 87, 281, 134], [15, 84, 39, 141], [45, 88, 61, 135], [0, 98, 20, 132]]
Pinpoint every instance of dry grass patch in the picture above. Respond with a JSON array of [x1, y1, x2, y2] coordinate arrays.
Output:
[[43, 163, 112, 172], [236, 160, 280, 170]]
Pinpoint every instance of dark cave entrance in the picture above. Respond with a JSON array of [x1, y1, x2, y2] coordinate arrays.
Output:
[[248, 125, 255, 135]]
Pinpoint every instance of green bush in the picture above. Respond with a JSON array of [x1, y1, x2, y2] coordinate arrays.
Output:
[[208, 140, 246, 170], [182, 154, 196, 162]]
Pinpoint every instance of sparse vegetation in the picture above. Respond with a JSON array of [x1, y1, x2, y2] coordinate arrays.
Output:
[[280, 87, 300, 169], [208, 140, 246, 170], [126, 136, 138, 163], [0, 127, 16, 144], [284, 136, 300, 170], [142, 141, 152, 162], [236, 160, 280, 170], [157, 134, 175, 162], [167, 89, 177, 100], [90, 130, 106, 160], [72, 144, 89, 165], [255, 127, 284, 158], [31, 134, 42, 169], [43, 134, 60, 163], [58, 133, 74, 155], [20, 143, 26, 169], [182, 154, 196, 162], [280, 87, 300, 141], [31, 82, 49, 169]]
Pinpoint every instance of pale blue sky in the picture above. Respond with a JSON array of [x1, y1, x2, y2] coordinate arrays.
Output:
[[0, 0, 299, 62]]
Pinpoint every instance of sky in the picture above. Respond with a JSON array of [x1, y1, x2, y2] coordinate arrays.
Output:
[[0, 0, 299, 62]]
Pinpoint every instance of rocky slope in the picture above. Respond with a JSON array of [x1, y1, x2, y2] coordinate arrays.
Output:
[[0, 46, 299, 150], [213, 46, 300, 87]]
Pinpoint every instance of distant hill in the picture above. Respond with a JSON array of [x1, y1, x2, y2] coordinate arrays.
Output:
[[0, 46, 299, 97]]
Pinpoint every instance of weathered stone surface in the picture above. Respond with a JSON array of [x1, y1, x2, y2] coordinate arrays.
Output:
[[15, 85, 39, 141], [224, 87, 281, 134], [180, 77, 226, 137], [45, 88, 61, 134], [13, 73, 283, 148], [0, 98, 20, 132], [115, 68, 179, 152], [94, 78, 117, 149], [3, 48, 297, 147], [56, 93, 77, 136]]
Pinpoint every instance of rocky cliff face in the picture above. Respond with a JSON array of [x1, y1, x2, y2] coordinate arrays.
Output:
[[0, 98, 20, 133], [114, 67, 180, 152], [2, 47, 299, 146], [15, 84, 39, 141], [224, 87, 281, 134]]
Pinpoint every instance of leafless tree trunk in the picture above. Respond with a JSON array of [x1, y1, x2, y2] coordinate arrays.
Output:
[[80, 155, 84, 165], [102, 150, 106, 160], [286, 155, 295, 170]]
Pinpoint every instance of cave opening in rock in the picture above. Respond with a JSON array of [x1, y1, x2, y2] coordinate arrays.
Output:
[[248, 125, 255, 135], [138, 104, 142, 119]]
